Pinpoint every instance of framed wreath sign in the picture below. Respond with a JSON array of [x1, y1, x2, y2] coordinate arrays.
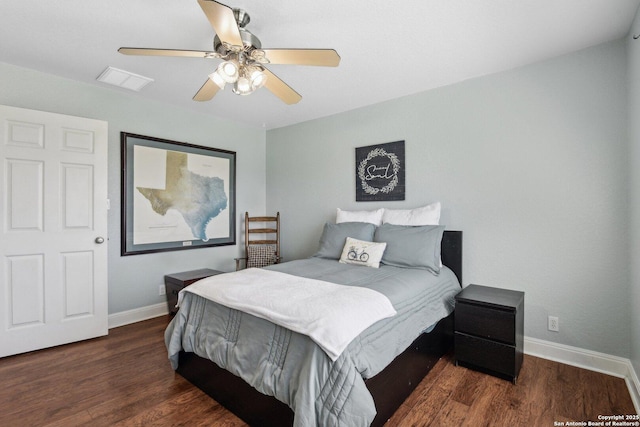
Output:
[[355, 140, 405, 202]]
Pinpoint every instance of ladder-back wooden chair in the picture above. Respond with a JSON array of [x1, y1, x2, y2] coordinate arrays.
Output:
[[235, 212, 281, 270]]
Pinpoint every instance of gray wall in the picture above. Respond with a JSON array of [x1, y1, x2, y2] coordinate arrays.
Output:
[[266, 40, 631, 356], [0, 62, 266, 314], [1, 35, 635, 360], [628, 11, 640, 381]]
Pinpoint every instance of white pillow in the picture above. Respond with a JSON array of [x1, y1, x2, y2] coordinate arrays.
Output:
[[382, 202, 441, 226], [336, 208, 383, 226], [339, 237, 387, 268]]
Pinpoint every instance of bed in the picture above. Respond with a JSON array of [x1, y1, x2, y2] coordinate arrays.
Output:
[[165, 223, 462, 427]]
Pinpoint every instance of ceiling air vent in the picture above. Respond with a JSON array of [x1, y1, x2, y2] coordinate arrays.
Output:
[[96, 66, 153, 91]]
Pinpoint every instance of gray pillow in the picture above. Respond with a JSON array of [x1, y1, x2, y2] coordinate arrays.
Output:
[[374, 224, 445, 273], [314, 222, 376, 260]]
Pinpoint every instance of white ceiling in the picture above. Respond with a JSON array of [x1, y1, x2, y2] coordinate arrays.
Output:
[[1, 0, 639, 130]]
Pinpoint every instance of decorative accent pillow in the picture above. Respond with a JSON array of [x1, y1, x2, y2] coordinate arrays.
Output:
[[247, 245, 277, 268], [374, 224, 444, 274], [336, 208, 384, 226], [313, 222, 376, 260], [339, 237, 387, 268], [382, 202, 441, 226]]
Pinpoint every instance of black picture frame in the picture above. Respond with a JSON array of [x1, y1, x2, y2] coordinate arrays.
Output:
[[356, 140, 405, 202], [121, 132, 236, 256]]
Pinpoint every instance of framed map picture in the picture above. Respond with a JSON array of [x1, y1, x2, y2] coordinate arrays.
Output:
[[121, 133, 236, 255], [356, 140, 405, 202]]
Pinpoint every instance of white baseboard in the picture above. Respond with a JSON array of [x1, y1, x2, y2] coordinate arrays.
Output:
[[108, 302, 168, 329], [106, 304, 640, 413], [626, 361, 640, 415], [525, 336, 640, 413]]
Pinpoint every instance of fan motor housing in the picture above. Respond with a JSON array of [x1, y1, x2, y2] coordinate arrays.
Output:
[[214, 29, 261, 52]]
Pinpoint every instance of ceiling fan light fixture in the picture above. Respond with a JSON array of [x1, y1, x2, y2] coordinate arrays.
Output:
[[208, 70, 227, 89], [217, 59, 239, 83], [248, 67, 267, 90], [232, 76, 253, 95], [120, 1, 339, 104]]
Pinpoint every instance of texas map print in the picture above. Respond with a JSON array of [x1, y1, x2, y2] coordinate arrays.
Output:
[[134, 147, 228, 243]]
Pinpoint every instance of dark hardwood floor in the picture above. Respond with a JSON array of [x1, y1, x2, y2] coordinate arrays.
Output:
[[0, 316, 636, 426]]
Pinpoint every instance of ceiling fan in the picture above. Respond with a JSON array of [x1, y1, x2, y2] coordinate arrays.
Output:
[[118, 0, 340, 104]]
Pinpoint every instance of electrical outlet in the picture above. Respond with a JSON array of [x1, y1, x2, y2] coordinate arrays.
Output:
[[548, 315, 559, 332], [159, 284, 166, 296]]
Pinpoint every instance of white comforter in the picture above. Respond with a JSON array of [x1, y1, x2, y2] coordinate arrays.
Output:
[[178, 268, 397, 360]]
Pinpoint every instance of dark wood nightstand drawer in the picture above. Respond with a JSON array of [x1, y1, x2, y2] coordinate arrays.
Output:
[[455, 303, 516, 345], [455, 332, 521, 380]]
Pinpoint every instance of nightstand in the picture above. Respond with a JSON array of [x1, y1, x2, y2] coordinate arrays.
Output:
[[454, 284, 524, 383], [164, 268, 223, 315]]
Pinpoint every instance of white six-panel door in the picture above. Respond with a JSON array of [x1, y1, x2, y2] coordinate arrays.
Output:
[[0, 105, 108, 358]]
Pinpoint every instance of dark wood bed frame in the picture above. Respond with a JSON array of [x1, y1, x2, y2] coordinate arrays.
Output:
[[177, 230, 462, 427]]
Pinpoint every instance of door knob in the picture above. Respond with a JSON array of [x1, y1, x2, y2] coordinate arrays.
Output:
[[95, 237, 105, 244]]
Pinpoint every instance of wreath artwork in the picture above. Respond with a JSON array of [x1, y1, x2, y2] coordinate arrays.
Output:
[[355, 140, 405, 202]]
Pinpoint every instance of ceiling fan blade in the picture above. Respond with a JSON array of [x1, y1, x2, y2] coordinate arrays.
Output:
[[261, 49, 340, 67], [118, 47, 219, 58], [197, 0, 243, 48], [262, 68, 302, 105], [193, 78, 222, 102]]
